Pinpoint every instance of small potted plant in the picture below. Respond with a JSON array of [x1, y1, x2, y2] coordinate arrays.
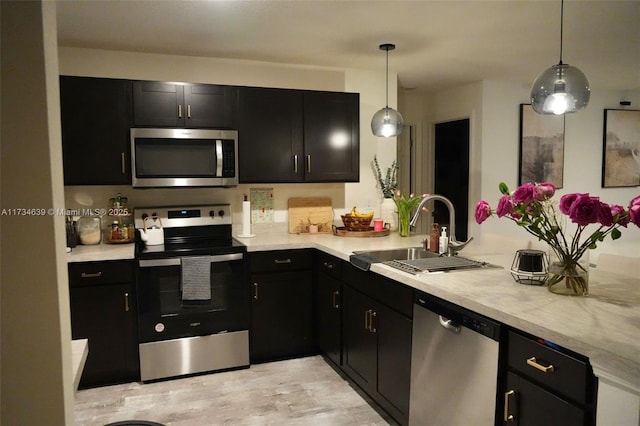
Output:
[[373, 155, 399, 230]]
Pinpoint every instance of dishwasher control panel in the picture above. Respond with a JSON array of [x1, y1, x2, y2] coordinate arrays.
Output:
[[414, 290, 501, 342]]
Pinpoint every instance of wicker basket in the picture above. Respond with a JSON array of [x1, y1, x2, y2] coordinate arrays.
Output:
[[341, 213, 374, 231]]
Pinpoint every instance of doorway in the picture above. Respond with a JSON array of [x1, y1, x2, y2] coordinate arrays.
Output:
[[434, 119, 469, 241]]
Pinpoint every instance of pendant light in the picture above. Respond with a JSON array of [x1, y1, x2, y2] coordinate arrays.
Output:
[[530, 0, 590, 115], [371, 43, 404, 137]]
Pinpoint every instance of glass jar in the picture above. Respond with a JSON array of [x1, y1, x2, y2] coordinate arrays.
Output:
[[77, 216, 102, 245]]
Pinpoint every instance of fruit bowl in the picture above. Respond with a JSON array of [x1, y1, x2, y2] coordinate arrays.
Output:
[[341, 213, 374, 231]]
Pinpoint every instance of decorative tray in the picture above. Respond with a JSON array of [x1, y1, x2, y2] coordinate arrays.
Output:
[[332, 226, 390, 238]]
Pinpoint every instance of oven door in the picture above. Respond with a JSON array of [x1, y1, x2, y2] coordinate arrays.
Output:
[[136, 252, 248, 343]]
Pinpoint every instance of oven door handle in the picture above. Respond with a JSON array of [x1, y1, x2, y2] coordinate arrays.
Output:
[[138, 253, 243, 268]]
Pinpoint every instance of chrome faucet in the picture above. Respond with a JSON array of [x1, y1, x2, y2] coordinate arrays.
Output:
[[409, 194, 473, 255]]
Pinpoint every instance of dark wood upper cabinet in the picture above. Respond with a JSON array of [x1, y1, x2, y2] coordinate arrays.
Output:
[[238, 87, 303, 182], [60, 76, 132, 185], [133, 81, 236, 128], [303, 91, 359, 182], [238, 87, 359, 183]]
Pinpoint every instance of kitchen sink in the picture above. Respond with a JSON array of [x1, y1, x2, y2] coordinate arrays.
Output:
[[352, 247, 502, 274], [353, 246, 440, 262]]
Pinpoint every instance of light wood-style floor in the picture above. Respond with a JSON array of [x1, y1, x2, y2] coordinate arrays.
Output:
[[74, 355, 393, 426]]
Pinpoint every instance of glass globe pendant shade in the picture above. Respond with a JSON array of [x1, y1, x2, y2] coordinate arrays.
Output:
[[371, 106, 404, 137], [531, 63, 590, 115]]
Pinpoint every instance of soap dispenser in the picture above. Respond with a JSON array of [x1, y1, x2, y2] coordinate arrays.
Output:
[[438, 226, 448, 254], [429, 223, 440, 253]]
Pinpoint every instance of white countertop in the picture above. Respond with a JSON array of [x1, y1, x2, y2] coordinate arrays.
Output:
[[71, 339, 88, 391], [67, 242, 134, 263], [66, 223, 640, 394]]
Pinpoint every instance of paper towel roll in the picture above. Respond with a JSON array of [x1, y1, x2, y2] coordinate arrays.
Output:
[[240, 200, 254, 237]]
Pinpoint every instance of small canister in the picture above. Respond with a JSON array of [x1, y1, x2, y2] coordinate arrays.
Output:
[[77, 216, 102, 245]]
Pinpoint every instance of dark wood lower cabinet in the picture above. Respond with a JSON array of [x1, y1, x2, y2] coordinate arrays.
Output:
[[342, 285, 412, 425], [250, 270, 315, 363], [505, 372, 586, 426], [69, 261, 139, 389], [315, 271, 342, 366]]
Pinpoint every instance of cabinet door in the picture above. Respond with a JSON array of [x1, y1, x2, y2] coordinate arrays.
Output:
[[238, 87, 303, 183], [183, 84, 236, 128], [505, 372, 586, 426], [250, 270, 314, 362], [342, 286, 377, 395], [376, 302, 412, 424], [315, 271, 341, 366], [303, 91, 359, 182], [60, 76, 132, 185], [70, 283, 139, 388], [133, 81, 185, 127]]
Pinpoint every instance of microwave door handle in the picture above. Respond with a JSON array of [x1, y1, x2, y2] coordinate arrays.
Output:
[[138, 253, 243, 268], [216, 139, 223, 177]]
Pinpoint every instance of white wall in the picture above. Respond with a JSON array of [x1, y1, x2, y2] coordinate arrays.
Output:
[[1, 1, 73, 424], [60, 48, 393, 223], [480, 82, 640, 260]]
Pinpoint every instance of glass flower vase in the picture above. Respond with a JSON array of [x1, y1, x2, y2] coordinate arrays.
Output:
[[397, 204, 411, 237], [547, 249, 589, 296]]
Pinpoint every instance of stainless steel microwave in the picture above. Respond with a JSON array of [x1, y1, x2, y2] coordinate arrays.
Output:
[[130, 128, 238, 188]]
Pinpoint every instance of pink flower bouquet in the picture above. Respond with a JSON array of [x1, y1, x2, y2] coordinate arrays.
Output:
[[475, 182, 640, 295]]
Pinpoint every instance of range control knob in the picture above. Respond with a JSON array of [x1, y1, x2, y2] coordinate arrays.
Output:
[[141, 213, 148, 220], [209, 210, 215, 218], [218, 210, 225, 217]]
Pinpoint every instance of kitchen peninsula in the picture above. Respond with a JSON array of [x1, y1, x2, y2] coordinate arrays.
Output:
[[68, 224, 640, 425]]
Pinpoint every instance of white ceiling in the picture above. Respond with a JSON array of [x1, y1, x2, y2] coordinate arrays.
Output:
[[56, 0, 640, 94]]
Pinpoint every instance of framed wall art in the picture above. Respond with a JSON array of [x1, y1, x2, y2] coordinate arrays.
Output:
[[518, 104, 565, 188], [602, 109, 640, 188]]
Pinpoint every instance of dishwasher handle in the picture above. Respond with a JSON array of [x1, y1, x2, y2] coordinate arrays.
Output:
[[439, 315, 461, 333]]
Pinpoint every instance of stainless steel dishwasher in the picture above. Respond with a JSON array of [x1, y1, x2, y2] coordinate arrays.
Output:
[[410, 291, 501, 425]]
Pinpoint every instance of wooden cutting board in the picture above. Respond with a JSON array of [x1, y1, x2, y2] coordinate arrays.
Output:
[[288, 197, 334, 234]]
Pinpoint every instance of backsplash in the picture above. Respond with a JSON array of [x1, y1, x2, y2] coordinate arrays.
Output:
[[64, 183, 347, 224]]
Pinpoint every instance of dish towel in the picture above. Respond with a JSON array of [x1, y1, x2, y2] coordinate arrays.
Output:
[[181, 256, 212, 305]]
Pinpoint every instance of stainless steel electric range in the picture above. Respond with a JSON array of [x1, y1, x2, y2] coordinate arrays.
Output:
[[133, 204, 249, 382]]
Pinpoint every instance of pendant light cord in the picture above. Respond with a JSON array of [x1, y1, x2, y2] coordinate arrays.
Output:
[[385, 47, 389, 108], [559, 0, 564, 64]]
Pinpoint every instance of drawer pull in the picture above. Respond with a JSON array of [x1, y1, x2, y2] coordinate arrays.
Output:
[[80, 272, 102, 278], [504, 390, 515, 422], [253, 282, 259, 300], [274, 258, 292, 264], [323, 261, 334, 269], [527, 356, 555, 373], [124, 292, 130, 312]]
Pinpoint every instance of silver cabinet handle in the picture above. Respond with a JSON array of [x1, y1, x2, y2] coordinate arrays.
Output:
[[121, 152, 126, 174], [370, 310, 377, 333], [253, 282, 259, 300], [504, 390, 515, 422], [306, 155, 311, 173], [293, 155, 298, 173], [527, 356, 555, 373], [274, 258, 292, 264], [178, 104, 182, 118], [187, 104, 191, 118], [332, 290, 340, 309], [124, 292, 130, 312], [323, 261, 334, 270], [80, 272, 102, 278]]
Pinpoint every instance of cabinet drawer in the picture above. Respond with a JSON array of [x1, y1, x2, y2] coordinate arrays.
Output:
[[250, 249, 313, 273], [68, 261, 134, 287], [508, 331, 592, 405], [317, 251, 342, 279], [342, 262, 413, 318]]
